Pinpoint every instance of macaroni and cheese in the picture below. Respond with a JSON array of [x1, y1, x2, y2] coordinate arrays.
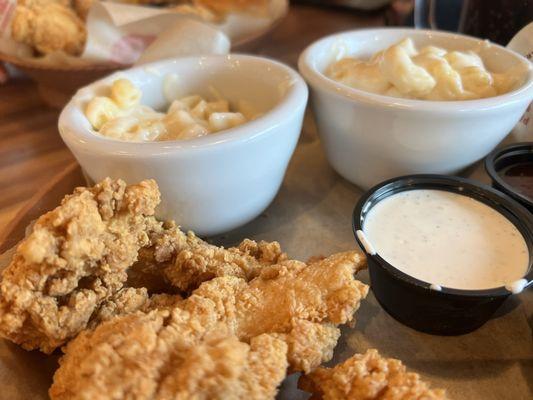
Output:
[[85, 79, 254, 142], [326, 38, 527, 101]]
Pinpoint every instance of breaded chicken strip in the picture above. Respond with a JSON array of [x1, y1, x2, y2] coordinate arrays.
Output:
[[131, 0, 269, 17], [88, 287, 150, 329], [191, 251, 368, 372], [50, 308, 288, 400], [11, 0, 86, 55], [0, 178, 160, 353], [50, 251, 368, 400], [134, 222, 287, 292], [299, 349, 448, 400], [157, 334, 288, 399]]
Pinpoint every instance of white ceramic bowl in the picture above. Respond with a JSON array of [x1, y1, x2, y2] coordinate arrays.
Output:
[[59, 55, 308, 236], [299, 28, 533, 190]]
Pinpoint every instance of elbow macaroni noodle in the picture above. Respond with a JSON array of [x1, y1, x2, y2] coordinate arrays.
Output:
[[85, 79, 254, 142], [326, 38, 528, 101]]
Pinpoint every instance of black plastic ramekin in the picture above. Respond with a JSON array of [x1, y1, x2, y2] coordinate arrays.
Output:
[[352, 174, 533, 335], [485, 142, 533, 212]]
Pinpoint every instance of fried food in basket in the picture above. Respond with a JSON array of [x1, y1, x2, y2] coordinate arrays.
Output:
[[195, 0, 272, 16], [299, 349, 448, 400], [73, 0, 95, 19], [9, 0, 277, 56], [49, 252, 368, 399], [131, 0, 270, 13], [11, 0, 87, 56], [0, 178, 160, 353], [124, 0, 272, 21]]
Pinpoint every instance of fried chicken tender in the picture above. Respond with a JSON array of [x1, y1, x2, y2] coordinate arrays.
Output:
[[11, 0, 87, 56], [189, 251, 367, 373], [136, 222, 287, 292], [88, 287, 149, 329], [0, 178, 161, 353], [157, 333, 288, 399], [50, 308, 289, 400], [299, 349, 448, 400], [194, 251, 368, 373], [50, 251, 368, 399], [280, 319, 340, 374]]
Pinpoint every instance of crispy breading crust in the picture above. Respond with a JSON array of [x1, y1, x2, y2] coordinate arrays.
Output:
[[50, 304, 289, 400], [88, 287, 149, 329], [137, 222, 287, 292], [0, 178, 160, 353], [194, 0, 271, 16], [299, 349, 448, 400], [49, 252, 368, 399], [11, 0, 87, 56], [157, 334, 288, 400]]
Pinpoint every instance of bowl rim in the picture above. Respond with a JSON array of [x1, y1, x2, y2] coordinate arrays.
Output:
[[485, 142, 533, 209], [352, 174, 533, 298], [58, 54, 308, 156], [298, 27, 533, 112]]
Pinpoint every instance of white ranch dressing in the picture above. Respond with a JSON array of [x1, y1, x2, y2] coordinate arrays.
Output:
[[505, 278, 528, 294], [363, 189, 529, 291]]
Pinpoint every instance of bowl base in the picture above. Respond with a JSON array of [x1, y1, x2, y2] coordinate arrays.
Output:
[[373, 295, 492, 336]]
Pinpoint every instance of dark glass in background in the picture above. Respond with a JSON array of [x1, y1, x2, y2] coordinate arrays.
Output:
[[295, 1, 532, 46], [461, 0, 532, 45], [292, 0, 393, 11], [415, 0, 533, 45]]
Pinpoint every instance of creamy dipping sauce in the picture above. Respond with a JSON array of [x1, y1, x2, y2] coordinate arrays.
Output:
[[363, 189, 529, 290]]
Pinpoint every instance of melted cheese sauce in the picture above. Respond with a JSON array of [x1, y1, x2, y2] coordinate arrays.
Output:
[[85, 79, 256, 142], [363, 189, 529, 290], [326, 38, 529, 101]]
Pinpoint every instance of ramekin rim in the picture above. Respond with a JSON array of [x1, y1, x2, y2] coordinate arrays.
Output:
[[484, 142, 533, 208], [59, 54, 308, 155], [298, 27, 533, 112]]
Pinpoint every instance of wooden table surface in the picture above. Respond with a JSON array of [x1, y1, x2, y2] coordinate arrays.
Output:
[[0, 4, 387, 230]]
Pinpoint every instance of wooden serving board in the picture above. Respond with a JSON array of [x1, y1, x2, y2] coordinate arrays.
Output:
[[0, 119, 531, 399], [0, 162, 85, 254]]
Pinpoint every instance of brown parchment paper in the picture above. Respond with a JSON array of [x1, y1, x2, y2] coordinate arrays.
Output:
[[0, 111, 531, 399]]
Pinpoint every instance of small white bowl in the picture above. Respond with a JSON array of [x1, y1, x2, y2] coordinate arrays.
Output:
[[298, 28, 533, 190], [59, 55, 308, 236]]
